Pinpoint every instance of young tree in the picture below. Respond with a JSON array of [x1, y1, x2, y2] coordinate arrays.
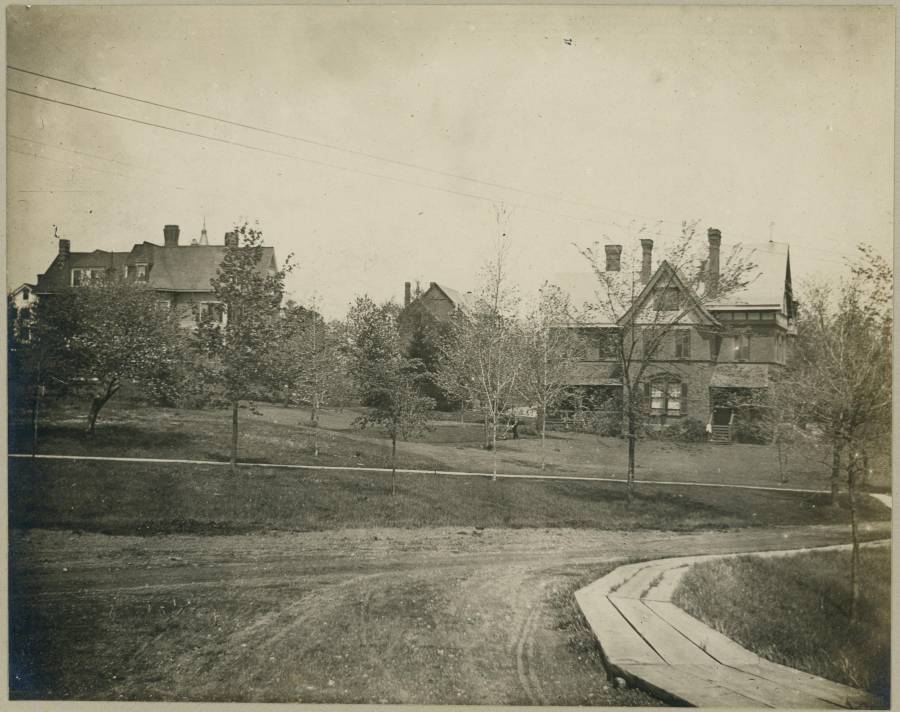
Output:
[[276, 298, 350, 456], [345, 296, 435, 495], [196, 222, 294, 470], [784, 246, 891, 619], [436, 219, 523, 479], [517, 282, 584, 470], [578, 221, 756, 498]]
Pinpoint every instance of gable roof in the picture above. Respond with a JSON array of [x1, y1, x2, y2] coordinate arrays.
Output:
[[620, 260, 720, 327], [707, 242, 791, 310], [431, 283, 473, 311]]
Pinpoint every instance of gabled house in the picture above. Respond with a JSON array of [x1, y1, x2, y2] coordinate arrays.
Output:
[[33, 224, 279, 329], [559, 228, 797, 442]]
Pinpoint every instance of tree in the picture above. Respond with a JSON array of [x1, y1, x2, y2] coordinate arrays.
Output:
[[517, 282, 584, 470], [276, 297, 350, 456], [196, 222, 294, 471], [30, 281, 186, 436], [783, 246, 891, 620], [436, 218, 523, 479], [345, 296, 435, 495], [577, 221, 756, 498], [401, 303, 454, 409]]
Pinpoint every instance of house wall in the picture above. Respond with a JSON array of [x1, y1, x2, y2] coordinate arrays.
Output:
[[418, 286, 456, 321], [169, 291, 218, 328], [714, 320, 784, 364]]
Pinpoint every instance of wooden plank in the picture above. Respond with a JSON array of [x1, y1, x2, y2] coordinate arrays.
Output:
[[574, 590, 664, 666], [737, 662, 881, 709], [643, 600, 761, 666], [612, 563, 671, 599], [609, 597, 715, 666], [627, 663, 766, 707], [679, 663, 841, 709], [641, 565, 689, 601], [579, 562, 646, 597]]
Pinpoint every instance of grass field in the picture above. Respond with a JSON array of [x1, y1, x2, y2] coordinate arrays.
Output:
[[673, 546, 891, 705], [9, 397, 892, 491], [9, 456, 889, 535]]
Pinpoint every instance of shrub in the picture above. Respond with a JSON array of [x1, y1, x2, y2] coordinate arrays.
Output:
[[666, 417, 708, 443]]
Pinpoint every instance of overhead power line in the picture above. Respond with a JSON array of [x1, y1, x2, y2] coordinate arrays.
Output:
[[8, 86, 638, 229], [8, 64, 684, 227]]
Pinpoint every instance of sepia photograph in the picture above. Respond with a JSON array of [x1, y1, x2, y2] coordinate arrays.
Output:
[[5, 3, 894, 708]]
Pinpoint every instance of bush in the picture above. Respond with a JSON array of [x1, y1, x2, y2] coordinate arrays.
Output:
[[733, 418, 771, 444], [665, 417, 708, 443]]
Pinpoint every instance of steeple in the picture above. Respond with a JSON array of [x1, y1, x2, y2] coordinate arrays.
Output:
[[199, 217, 209, 246]]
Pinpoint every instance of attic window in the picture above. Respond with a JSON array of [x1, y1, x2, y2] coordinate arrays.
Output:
[[71, 268, 105, 286]]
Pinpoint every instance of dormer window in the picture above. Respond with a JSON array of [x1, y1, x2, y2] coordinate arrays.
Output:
[[126, 263, 149, 281]]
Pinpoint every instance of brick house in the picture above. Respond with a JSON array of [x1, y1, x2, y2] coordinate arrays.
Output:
[[559, 228, 797, 442], [32, 224, 278, 328]]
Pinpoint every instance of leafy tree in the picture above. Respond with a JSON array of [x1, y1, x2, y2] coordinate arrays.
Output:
[[276, 297, 350, 456], [436, 222, 523, 478], [577, 221, 756, 498], [783, 246, 891, 619], [517, 282, 584, 469], [345, 296, 434, 495], [196, 222, 294, 470], [401, 304, 453, 409]]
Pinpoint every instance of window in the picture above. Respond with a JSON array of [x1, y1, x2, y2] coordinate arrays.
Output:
[[735, 334, 750, 361], [710, 335, 722, 360], [199, 301, 225, 324], [21, 288, 29, 301], [135, 264, 148, 281], [156, 300, 172, 312], [577, 328, 618, 361], [674, 329, 691, 359], [647, 380, 686, 416], [71, 268, 105, 286]]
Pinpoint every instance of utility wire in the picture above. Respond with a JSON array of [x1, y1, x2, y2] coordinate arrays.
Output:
[[9, 86, 633, 229], [8, 64, 685, 226]]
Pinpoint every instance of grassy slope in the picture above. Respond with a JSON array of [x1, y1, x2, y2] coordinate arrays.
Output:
[[673, 547, 891, 705], [9, 456, 889, 535]]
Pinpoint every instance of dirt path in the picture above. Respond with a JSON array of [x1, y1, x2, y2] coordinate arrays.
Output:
[[10, 522, 889, 703]]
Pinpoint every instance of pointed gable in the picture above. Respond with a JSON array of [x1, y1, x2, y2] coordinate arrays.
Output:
[[620, 261, 719, 327]]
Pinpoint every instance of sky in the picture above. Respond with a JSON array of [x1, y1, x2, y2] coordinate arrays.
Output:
[[6, 5, 895, 319]]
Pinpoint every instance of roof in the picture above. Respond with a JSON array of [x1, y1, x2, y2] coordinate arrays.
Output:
[[708, 242, 790, 309], [10, 282, 36, 295], [35, 241, 278, 294], [431, 283, 474, 311], [146, 244, 276, 292]]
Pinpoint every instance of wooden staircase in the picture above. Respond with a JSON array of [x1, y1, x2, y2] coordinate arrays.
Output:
[[709, 424, 732, 443]]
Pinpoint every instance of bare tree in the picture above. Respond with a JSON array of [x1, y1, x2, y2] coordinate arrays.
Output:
[[783, 246, 891, 619], [517, 282, 584, 470], [577, 221, 757, 498], [436, 211, 523, 479]]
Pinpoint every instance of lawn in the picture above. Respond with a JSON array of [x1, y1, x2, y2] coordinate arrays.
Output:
[[8, 456, 889, 535], [9, 396, 892, 492], [673, 546, 891, 706]]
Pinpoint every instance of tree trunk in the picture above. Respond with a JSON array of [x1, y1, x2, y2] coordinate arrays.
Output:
[[626, 410, 636, 502], [231, 399, 239, 472], [830, 439, 843, 506], [491, 414, 498, 481], [847, 451, 860, 623], [391, 432, 397, 496], [311, 399, 320, 457], [86, 378, 120, 437], [31, 371, 41, 461], [540, 407, 547, 471], [459, 400, 465, 424]]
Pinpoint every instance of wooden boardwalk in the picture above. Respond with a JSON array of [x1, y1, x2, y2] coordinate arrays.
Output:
[[575, 544, 887, 708]]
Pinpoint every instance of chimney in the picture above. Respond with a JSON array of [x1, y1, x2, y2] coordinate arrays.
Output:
[[224, 231, 239, 248], [604, 244, 622, 272], [707, 228, 722, 297], [640, 238, 654, 283], [404, 282, 412, 307], [57, 238, 71, 260], [163, 224, 180, 248]]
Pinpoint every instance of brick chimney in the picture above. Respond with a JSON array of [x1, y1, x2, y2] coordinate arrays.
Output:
[[404, 281, 412, 307], [57, 238, 71, 260], [224, 231, 239, 248], [604, 244, 622, 272], [640, 239, 654, 283], [163, 224, 180, 248], [707, 228, 721, 297]]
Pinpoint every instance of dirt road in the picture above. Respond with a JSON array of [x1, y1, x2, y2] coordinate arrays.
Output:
[[10, 522, 889, 703]]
